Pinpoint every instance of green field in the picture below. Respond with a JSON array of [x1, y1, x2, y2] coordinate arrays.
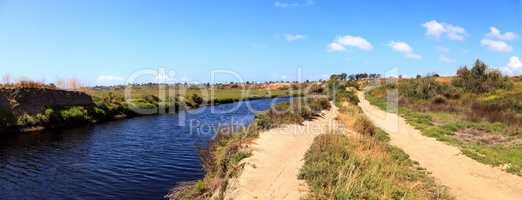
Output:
[[87, 87, 295, 102]]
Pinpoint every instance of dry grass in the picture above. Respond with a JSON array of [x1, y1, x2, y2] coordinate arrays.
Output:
[[0, 75, 85, 91], [434, 76, 454, 84], [1, 80, 55, 89], [301, 129, 451, 199]]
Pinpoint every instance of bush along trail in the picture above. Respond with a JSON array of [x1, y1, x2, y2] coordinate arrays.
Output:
[[361, 60, 522, 200], [166, 96, 332, 200]]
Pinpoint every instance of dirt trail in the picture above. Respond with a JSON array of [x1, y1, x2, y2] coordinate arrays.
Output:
[[357, 91, 522, 200], [224, 105, 338, 200]]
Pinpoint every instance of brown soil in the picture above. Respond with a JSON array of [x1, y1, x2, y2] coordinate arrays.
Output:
[[455, 128, 506, 145]]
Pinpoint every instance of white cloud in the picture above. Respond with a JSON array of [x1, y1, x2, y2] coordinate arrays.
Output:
[[422, 20, 445, 38], [503, 56, 522, 76], [285, 34, 305, 41], [274, 0, 314, 8], [480, 39, 512, 53], [337, 35, 373, 50], [97, 75, 124, 82], [439, 55, 455, 63], [327, 35, 373, 52], [487, 27, 516, 41], [327, 42, 346, 52], [422, 20, 467, 41], [445, 24, 466, 41], [388, 41, 422, 59]]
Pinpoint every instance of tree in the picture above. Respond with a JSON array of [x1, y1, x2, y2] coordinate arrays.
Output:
[[452, 59, 512, 93]]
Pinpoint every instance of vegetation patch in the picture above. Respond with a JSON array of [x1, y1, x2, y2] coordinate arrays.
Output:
[[256, 97, 330, 129], [365, 60, 522, 176], [455, 128, 506, 145], [299, 133, 453, 200]]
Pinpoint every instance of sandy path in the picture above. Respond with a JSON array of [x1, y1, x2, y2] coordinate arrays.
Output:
[[224, 105, 338, 200], [357, 91, 522, 200]]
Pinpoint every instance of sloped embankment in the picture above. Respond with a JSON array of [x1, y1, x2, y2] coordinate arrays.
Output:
[[0, 88, 94, 131]]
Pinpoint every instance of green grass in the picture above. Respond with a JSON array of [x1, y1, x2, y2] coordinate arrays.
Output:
[[87, 87, 295, 102], [365, 87, 393, 112], [255, 97, 331, 130], [366, 87, 522, 176], [299, 132, 453, 200]]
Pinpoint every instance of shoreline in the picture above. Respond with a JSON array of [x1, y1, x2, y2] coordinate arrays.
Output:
[[2, 94, 298, 135], [167, 96, 331, 199]]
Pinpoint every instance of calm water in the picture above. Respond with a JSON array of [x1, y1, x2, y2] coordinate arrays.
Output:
[[0, 97, 289, 200]]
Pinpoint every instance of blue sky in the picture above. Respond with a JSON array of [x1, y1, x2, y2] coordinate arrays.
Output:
[[1, 0, 522, 85]]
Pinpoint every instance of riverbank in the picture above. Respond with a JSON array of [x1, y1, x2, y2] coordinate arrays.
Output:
[[224, 102, 337, 199], [1, 97, 292, 200], [167, 96, 331, 199], [1, 87, 298, 134]]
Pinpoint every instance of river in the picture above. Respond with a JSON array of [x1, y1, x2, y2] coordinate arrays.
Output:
[[0, 97, 289, 200]]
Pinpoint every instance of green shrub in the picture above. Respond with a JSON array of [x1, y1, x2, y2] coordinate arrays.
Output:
[[307, 97, 331, 114], [399, 77, 448, 99], [35, 113, 49, 123], [126, 98, 159, 115], [193, 180, 207, 194], [190, 93, 204, 108], [60, 106, 90, 123], [255, 97, 330, 129], [452, 59, 513, 93], [481, 93, 522, 113], [335, 90, 359, 105], [91, 106, 109, 119], [16, 114, 37, 126], [256, 102, 304, 129]]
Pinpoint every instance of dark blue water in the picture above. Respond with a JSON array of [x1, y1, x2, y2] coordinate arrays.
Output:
[[0, 97, 289, 200]]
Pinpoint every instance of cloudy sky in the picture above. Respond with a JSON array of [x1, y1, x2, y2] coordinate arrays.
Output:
[[1, 0, 522, 85]]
